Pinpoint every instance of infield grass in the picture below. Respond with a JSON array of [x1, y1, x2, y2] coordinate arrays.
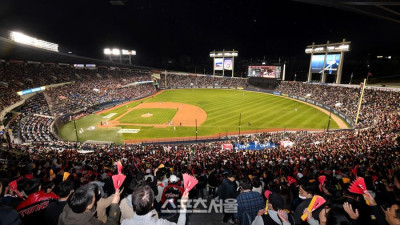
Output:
[[58, 89, 345, 143]]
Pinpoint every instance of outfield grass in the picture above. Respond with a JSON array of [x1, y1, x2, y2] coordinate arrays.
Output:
[[58, 89, 344, 143], [117, 108, 177, 124]]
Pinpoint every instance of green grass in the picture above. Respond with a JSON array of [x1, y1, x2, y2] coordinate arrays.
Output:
[[58, 115, 122, 143], [58, 89, 346, 143], [118, 108, 177, 124]]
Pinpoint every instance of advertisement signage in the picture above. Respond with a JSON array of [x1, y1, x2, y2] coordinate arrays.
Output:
[[234, 142, 276, 150], [324, 54, 340, 74], [311, 54, 341, 74], [214, 58, 223, 71], [17, 86, 46, 96], [311, 55, 325, 73]]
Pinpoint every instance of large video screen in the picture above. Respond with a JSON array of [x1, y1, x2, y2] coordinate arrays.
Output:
[[224, 58, 233, 70], [214, 58, 223, 71], [311, 54, 340, 74], [248, 66, 281, 78]]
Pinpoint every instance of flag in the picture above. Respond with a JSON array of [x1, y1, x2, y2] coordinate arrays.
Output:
[[367, 72, 373, 77]]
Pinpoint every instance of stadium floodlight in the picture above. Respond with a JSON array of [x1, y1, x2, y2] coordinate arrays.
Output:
[[305, 39, 351, 84], [104, 48, 136, 64], [121, 49, 136, 55], [112, 48, 121, 55], [9, 31, 59, 52], [209, 50, 238, 77], [104, 48, 112, 55]]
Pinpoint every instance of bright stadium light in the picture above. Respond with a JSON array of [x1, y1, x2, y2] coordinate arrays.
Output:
[[11, 32, 31, 44], [122, 49, 130, 55], [104, 48, 112, 55], [9, 31, 59, 52], [121, 49, 136, 55], [104, 48, 136, 64], [112, 48, 120, 55], [305, 48, 313, 53]]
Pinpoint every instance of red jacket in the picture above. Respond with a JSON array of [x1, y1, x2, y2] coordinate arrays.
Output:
[[16, 190, 59, 225], [161, 183, 184, 204]]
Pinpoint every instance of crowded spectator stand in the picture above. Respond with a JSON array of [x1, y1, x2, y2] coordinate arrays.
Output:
[[1, 66, 400, 225]]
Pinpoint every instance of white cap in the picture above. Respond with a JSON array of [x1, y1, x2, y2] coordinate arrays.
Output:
[[146, 169, 151, 174], [169, 175, 178, 183]]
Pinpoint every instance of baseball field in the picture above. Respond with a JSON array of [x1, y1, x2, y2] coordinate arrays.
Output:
[[57, 89, 348, 144]]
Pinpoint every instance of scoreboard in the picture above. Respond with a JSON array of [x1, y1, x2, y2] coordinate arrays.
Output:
[[248, 66, 281, 79]]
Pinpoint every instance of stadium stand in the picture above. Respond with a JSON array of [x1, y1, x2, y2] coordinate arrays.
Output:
[[160, 73, 248, 89]]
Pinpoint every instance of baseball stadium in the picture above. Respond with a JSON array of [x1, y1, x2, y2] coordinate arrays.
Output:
[[1, 1, 400, 225]]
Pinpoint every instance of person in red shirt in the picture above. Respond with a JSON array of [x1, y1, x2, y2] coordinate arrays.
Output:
[[160, 175, 184, 223], [16, 180, 59, 225]]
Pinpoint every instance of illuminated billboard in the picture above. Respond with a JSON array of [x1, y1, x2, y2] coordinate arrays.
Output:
[[224, 58, 233, 70], [17, 86, 46, 96], [248, 66, 281, 78], [311, 54, 340, 74], [325, 54, 340, 74], [214, 58, 223, 71]]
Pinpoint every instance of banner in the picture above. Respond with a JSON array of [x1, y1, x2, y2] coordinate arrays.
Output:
[[280, 141, 294, 148], [234, 142, 276, 150], [214, 58, 223, 71], [221, 143, 233, 150]]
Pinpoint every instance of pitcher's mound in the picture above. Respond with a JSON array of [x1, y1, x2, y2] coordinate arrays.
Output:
[[141, 113, 153, 118]]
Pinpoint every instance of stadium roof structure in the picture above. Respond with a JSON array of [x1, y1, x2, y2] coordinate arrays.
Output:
[[0, 36, 153, 70], [293, 0, 400, 24]]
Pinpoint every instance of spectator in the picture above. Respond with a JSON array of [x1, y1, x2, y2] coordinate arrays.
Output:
[[252, 191, 293, 225], [0, 181, 22, 225], [16, 179, 59, 225], [121, 185, 188, 225], [220, 172, 238, 224], [58, 184, 121, 225], [235, 178, 265, 225], [45, 180, 74, 225]]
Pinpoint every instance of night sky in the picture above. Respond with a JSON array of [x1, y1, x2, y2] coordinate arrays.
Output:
[[0, 0, 400, 76]]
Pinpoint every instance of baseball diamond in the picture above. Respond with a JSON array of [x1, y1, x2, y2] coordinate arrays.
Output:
[[57, 89, 348, 144]]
